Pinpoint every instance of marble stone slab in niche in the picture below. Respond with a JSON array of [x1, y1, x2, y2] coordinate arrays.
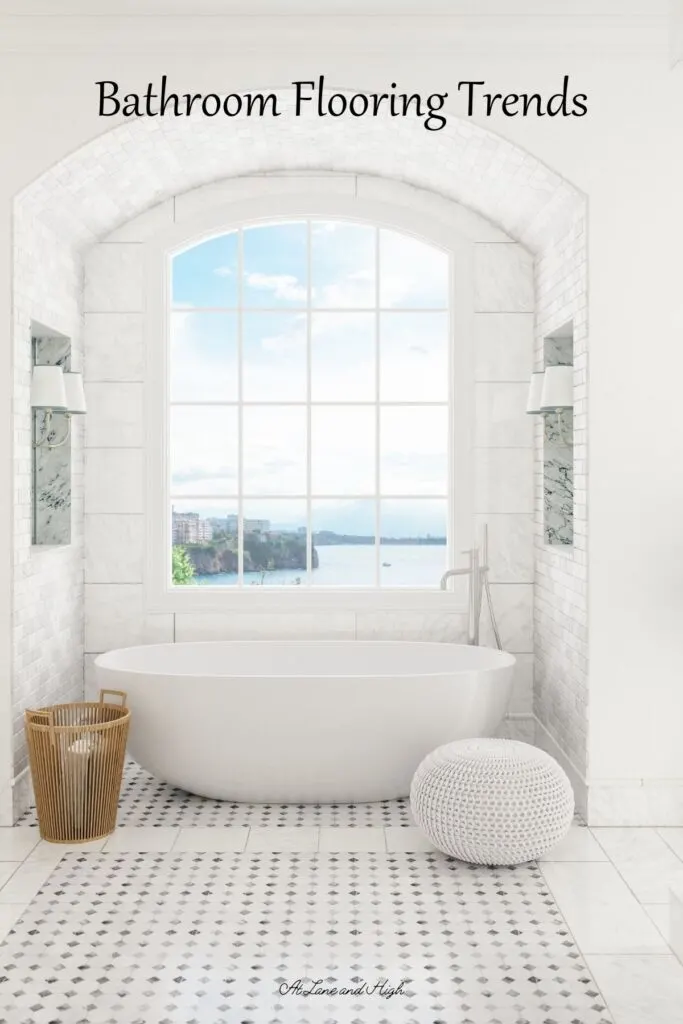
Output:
[[543, 328, 574, 547], [544, 410, 573, 546], [32, 334, 71, 546]]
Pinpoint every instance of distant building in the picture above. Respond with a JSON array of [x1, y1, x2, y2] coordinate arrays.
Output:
[[245, 518, 270, 535], [172, 510, 213, 544], [223, 515, 270, 536]]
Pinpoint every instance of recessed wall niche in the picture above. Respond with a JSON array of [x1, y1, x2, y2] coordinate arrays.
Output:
[[544, 323, 574, 546], [31, 324, 72, 546]]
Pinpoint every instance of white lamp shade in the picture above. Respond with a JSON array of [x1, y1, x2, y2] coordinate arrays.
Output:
[[63, 371, 87, 415], [540, 365, 573, 410], [31, 365, 67, 410], [526, 371, 545, 414]]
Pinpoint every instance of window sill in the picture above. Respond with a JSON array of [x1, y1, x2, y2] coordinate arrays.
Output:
[[145, 585, 468, 616]]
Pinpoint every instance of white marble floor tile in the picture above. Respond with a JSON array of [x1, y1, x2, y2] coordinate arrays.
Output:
[[23, 838, 107, 869], [0, 827, 40, 861], [28, 838, 107, 860], [174, 827, 249, 852], [318, 826, 387, 852], [246, 827, 319, 852], [0, 903, 29, 943], [102, 827, 179, 853], [587, 954, 683, 1024], [0, 860, 57, 904], [384, 826, 437, 852], [541, 861, 670, 955], [592, 828, 683, 903], [0, 863, 21, 890], [643, 903, 671, 943], [594, 827, 676, 861], [540, 825, 609, 862]]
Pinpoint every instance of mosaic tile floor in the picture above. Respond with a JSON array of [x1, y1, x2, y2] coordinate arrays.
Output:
[[17, 761, 413, 829], [0, 849, 612, 1024]]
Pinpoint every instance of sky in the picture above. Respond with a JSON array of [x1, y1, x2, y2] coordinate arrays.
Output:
[[170, 220, 449, 537]]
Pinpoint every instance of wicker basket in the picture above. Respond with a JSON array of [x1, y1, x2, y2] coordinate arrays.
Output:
[[25, 689, 130, 844]]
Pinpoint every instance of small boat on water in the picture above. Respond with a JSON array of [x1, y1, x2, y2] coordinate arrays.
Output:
[[382, 561, 392, 567]]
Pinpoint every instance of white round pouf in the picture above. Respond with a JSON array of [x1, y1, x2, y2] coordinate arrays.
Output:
[[410, 738, 574, 865]]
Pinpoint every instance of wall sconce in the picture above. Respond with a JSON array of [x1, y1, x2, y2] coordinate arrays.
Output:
[[526, 366, 574, 415], [540, 365, 573, 411], [31, 366, 87, 448]]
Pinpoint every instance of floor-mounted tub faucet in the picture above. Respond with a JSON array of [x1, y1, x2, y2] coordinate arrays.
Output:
[[439, 525, 502, 649]]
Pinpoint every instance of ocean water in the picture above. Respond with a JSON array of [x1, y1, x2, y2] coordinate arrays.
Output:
[[194, 543, 447, 588]]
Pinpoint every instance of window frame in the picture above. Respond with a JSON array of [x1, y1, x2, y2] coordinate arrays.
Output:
[[145, 192, 474, 613]]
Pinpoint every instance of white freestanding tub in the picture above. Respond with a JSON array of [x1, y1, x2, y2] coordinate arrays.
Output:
[[94, 640, 515, 803]]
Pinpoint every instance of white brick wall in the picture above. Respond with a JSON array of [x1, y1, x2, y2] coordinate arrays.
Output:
[[533, 211, 589, 781], [11, 201, 85, 817], [18, 90, 580, 257]]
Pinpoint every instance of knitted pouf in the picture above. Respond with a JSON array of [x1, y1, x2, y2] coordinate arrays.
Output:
[[410, 738, 574, 865]]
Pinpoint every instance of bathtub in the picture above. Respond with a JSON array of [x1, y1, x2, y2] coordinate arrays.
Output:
[[95, 640, 515, 803]]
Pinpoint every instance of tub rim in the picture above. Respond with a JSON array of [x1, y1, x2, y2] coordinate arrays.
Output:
[[94, 639, 516, 681]]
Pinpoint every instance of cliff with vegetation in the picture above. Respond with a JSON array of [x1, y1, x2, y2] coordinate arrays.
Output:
[[183, 533, 317, 577]]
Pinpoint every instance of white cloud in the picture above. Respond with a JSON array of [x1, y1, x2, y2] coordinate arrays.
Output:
[[213, 266, 233, 278], [246, 272, 306, 303]]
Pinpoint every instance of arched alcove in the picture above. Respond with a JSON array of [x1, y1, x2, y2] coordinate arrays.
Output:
[[16, 88, 582, 252], [7, 91, 588, 823]]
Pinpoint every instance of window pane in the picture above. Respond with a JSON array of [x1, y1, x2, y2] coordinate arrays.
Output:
[[380, 313, 448, 401], [311, 406, 375, 496], [171, 500, 238, 587], [243, 222, 307, 308], [311, 221, 375, 308], [172, 233, 237, 309], [380, 229, 449, 308], [380, 499, 447, 586], [243, 406, 306, 495], [312, 499, 376, 586], [171, 407, 238, 495], [170, 312, 237, 402], [311, 313, 375, 401], [380, 406, 448, 495], [243, 313, 306, 401], [243, 500, 308, 587]]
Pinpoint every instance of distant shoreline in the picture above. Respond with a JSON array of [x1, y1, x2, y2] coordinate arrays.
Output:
[[313, 535, 446, 546]]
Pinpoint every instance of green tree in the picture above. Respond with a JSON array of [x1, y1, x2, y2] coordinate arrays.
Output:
[[172, 545, 195, 585]]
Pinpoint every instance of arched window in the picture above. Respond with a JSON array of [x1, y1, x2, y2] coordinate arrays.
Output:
[[168, 219, 450, 588]]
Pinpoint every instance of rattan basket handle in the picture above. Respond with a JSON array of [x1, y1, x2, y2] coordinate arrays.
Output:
[[99, 689, 127, 707], [26, 708, 57, 747]]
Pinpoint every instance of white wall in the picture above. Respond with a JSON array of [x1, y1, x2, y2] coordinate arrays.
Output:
[[1, 9, 682, 823], [533, 212, 589, 787], [7, 200, 85, 823]]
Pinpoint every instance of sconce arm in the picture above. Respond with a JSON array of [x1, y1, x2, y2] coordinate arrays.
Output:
[[33, 408, 72, 449]]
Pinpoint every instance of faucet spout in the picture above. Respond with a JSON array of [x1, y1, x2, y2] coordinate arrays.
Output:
[[439, 566, 471, 590]]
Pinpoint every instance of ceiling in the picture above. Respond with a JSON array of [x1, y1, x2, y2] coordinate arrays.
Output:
[[0, 0, 670, 15]]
